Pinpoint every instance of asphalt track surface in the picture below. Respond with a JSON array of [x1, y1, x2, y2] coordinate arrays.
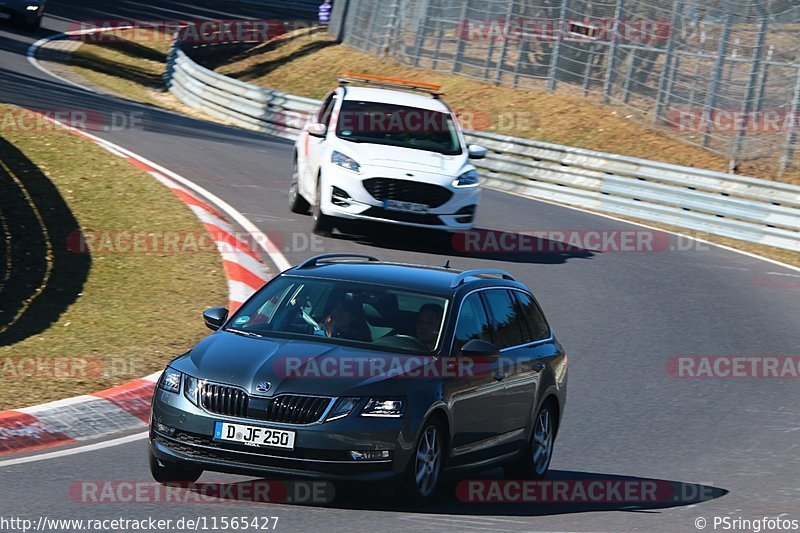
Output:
[[1, 2, 799, 531]]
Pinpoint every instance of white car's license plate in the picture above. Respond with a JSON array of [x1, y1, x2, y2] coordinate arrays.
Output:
[[213, 421, 295, 449], [383, 199, 429, 214]]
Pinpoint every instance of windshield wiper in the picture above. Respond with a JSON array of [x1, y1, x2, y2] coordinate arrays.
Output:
[[227, 328, 264, 338]]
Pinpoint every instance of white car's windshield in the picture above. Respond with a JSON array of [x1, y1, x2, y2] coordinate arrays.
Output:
[[335, 100, 462, 156]]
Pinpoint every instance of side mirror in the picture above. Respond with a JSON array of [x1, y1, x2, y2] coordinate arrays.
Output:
[[203, 307, 229, 331], [461, 339, 500, 360], [467, 145, 488, 160], [307, 122, 327, 138]]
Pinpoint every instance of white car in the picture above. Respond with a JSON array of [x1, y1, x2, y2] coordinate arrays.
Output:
[[290, 74, 487, 234]]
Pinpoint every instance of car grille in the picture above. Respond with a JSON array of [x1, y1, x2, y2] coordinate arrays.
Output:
[[363, 178, 453, 208], [200, 383, 331, 425], [154, 434, 390, 474], [201, 383, 249, 418], [362, 207, 444, 225]]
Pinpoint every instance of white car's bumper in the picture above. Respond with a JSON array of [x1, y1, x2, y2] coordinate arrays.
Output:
[[318, 165, 480, 231]]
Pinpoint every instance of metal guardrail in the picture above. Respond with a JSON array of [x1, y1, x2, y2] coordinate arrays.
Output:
[[164, 41, 800, 252]]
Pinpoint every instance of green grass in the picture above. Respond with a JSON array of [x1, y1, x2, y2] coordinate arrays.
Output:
[[0, 104, 228, 409]]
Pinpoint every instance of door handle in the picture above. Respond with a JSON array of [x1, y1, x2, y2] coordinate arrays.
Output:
[[493, 371, 508, 381], [532, 362, 545, 372]]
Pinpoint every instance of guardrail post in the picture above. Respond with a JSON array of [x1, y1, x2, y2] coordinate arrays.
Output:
[[603, 0, 624, 104], [731, 17, 768, 172], [779, 63, 800, 176], [365, 0, 381, 54], [381, 0, 402, 57], [163, 38, 179, 89], [702, 14, 731, 148], [491, 0, 515, 84], [654, 0, 684, 124], [547, 0, 569, 92], [411, 0, 431, 67], [452, 0, 472, 73]]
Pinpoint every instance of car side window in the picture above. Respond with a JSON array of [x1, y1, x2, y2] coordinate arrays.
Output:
[[318, 94, 336, 127], [454, 293, 492, 353], [514, 291, 551, 342], [482, 290, 527, 348]]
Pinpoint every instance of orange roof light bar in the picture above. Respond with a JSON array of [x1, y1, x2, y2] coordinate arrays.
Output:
[[339, 72, 443, 97]]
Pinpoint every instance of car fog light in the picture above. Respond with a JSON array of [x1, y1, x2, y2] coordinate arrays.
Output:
[[349, 450, 391, 460], [155, 423, 175, 436]]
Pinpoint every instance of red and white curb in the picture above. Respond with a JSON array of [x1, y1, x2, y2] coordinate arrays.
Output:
[[0, 109, 276, 455]]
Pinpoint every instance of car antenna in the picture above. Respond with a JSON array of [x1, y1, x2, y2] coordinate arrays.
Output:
[[443, 260, 451, 269]]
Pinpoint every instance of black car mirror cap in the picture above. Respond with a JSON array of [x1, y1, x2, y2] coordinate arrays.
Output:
[[461, 339, 501, 359], [203, 307, 229, 331]]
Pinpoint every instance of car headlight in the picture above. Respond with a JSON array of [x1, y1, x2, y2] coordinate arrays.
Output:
[[184, 375, 200, 405], [361, 398, 404, 418], [27, 5, 41, 11], [158, 367, 182, 393], [326, 397, 360, 422], [331, 151, 361, 173], [452, 169, 480, 188]]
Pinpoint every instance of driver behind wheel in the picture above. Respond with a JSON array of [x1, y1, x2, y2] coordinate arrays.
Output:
[[415, 303, 444, 351], [323, 297, 372, 342]]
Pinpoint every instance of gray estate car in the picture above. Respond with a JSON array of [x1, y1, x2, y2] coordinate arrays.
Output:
[[149, 254, 568, 503]]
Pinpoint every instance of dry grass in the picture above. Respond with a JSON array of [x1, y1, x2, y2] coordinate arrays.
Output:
[[0, 104, 228, 409], [65, 29, 799, 267], [217, 31, 800, 186]]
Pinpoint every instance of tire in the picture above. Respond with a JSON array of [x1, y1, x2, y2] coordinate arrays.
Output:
[[27, 17, 42, 32], [503, 400, 557, 479], [149, 451, 202, 484], [400, 416, 445, 505], [311, 178, 333, 235], [288, 158, 310, 214]]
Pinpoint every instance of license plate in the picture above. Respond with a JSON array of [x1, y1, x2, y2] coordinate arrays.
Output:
[[0, 13, 10, 20], [383, 199, 429, 214], [213, 421, 295, 449]]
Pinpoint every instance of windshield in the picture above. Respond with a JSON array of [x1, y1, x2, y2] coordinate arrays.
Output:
[[335, 100, 462, 155], [227, 276, 450, 354]]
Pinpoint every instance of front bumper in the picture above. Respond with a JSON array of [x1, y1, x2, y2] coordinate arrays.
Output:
[[319, 165, 480, 231], [149, 388, 419, 481]]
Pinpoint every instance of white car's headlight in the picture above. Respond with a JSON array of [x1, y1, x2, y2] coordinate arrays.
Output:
[[452, 169, 479, 188], [361, 398, 404, 417], [331, 151, 361, 174]]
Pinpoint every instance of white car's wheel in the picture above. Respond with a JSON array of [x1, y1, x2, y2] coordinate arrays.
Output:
[[288, 158, 310, 214], [311, 179, 334, 235]]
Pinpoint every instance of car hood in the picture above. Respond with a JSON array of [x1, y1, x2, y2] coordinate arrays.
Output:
[[171, 331, 437, 397], [337, 141, 468, 177]]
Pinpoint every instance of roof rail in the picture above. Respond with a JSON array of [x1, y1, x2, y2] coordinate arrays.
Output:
[[339, 72, 444, 98], [450, 269, 516, 288], [296, 253, 380, 269]]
